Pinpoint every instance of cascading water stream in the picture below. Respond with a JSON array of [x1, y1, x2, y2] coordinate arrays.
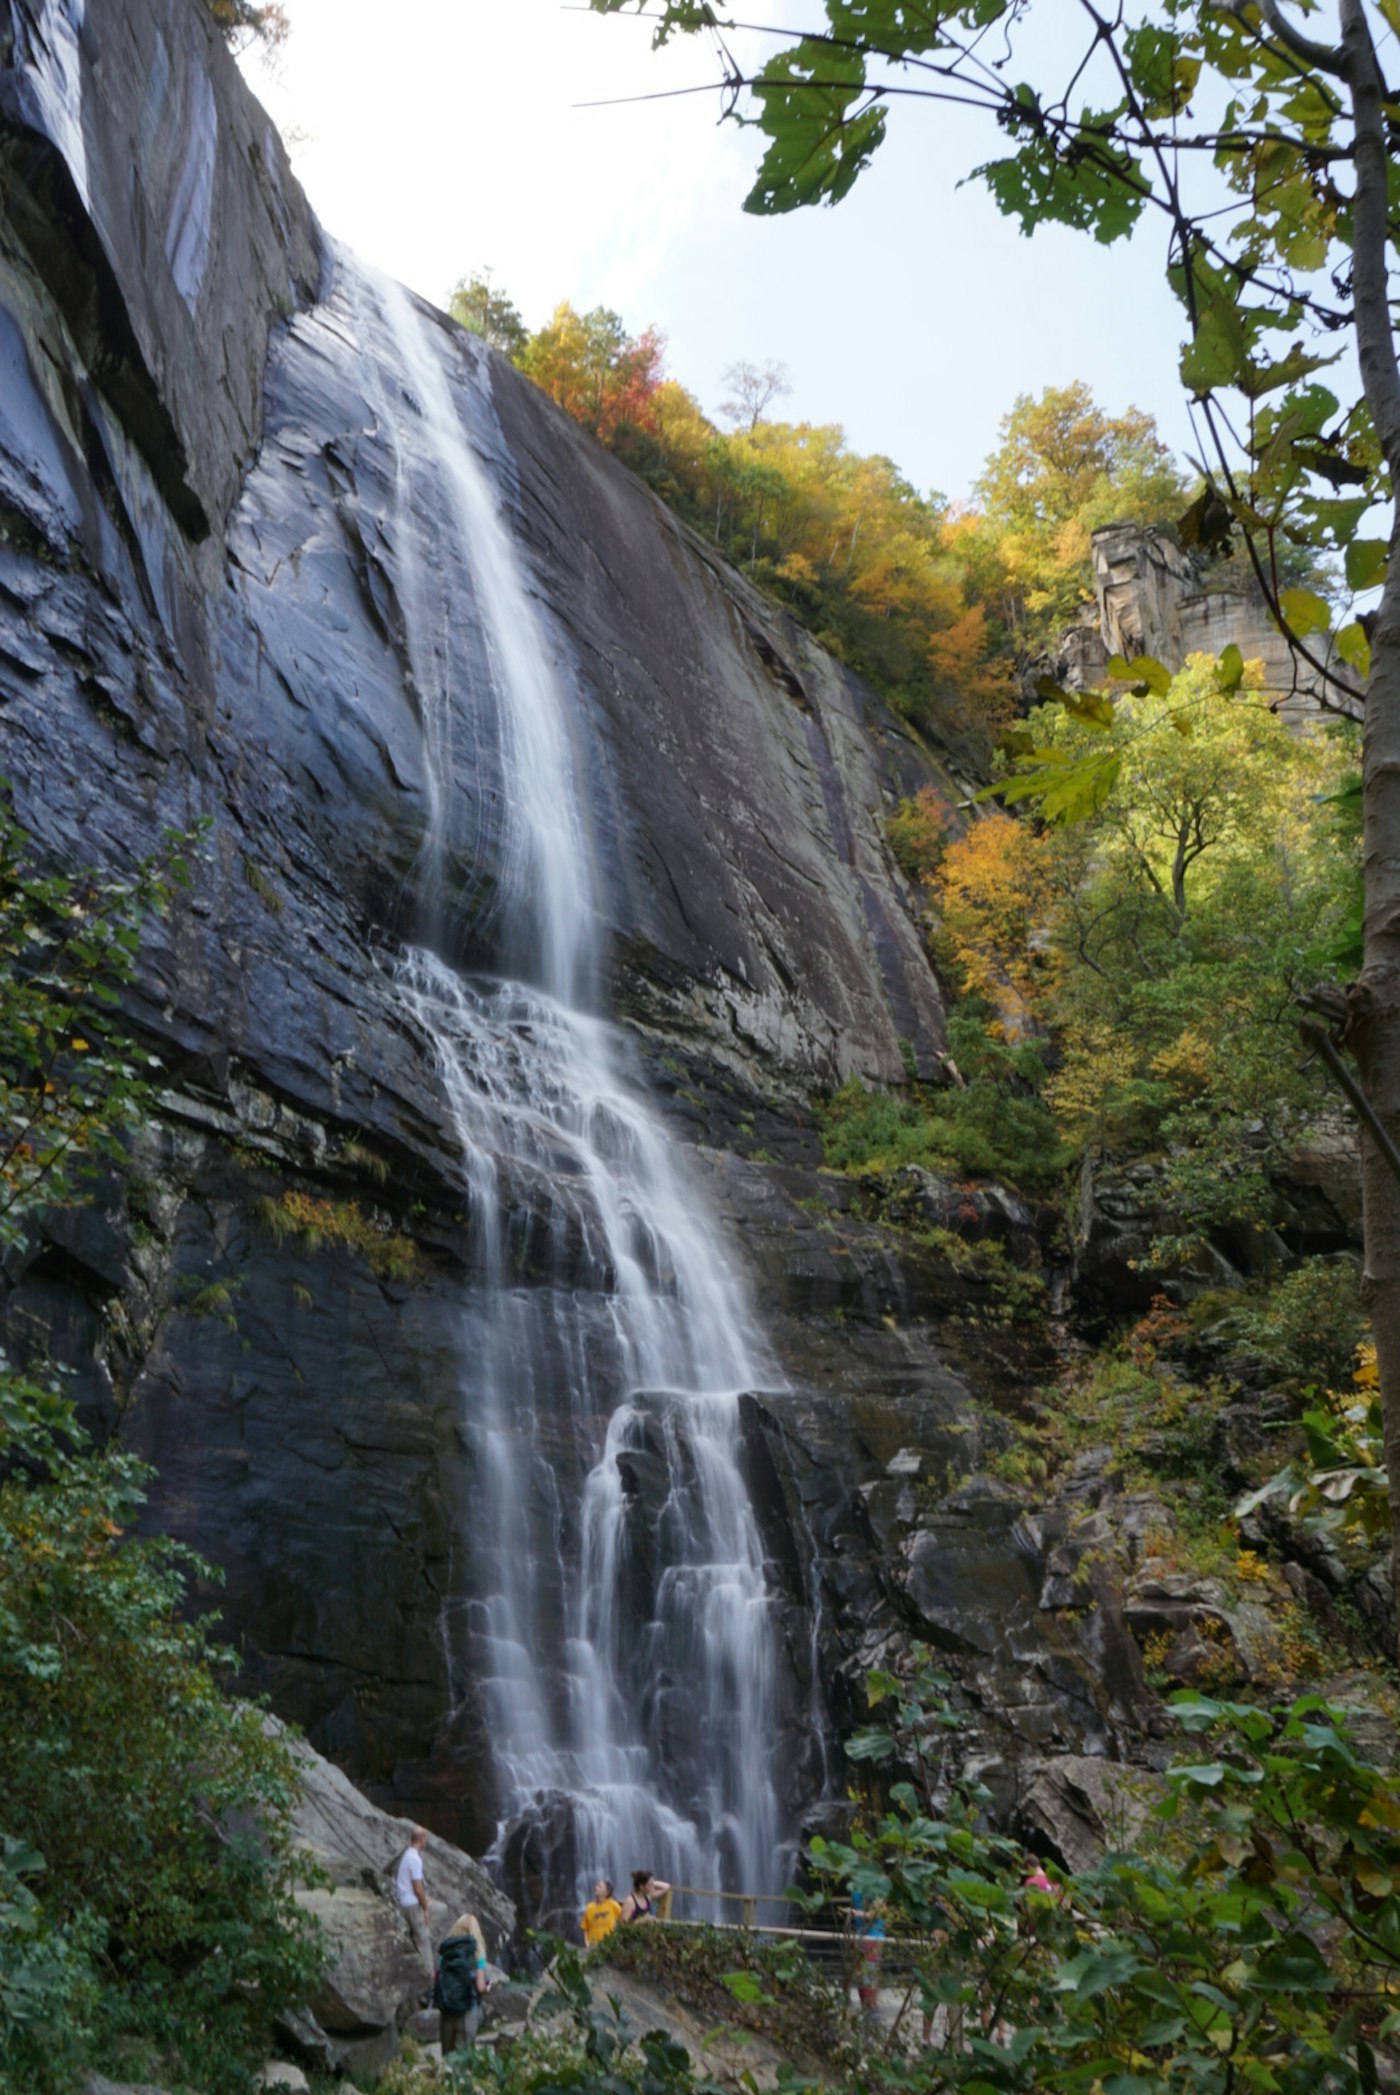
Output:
[[358, 263, 786, 1916]]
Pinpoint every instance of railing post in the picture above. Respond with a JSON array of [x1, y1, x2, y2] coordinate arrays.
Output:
[[658, 1887, 673, 1920], [742, 1897, 756, 1930]]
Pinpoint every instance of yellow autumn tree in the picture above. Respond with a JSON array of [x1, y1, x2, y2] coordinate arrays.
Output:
[[932, 811, 1060, 1035], [967, 383, 1192, 646]]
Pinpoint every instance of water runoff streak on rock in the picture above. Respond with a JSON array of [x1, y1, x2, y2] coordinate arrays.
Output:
[[366, 266, 783, 1925]]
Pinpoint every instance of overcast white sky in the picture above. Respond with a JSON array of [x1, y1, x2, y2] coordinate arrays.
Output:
[[242, 1, 1201, 504]]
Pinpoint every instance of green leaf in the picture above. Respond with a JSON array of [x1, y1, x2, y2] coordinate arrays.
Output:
[[1169, 1694, 1229, 1730], [1136, 2015, 1188, 2048], [1056, 1944, 1144, 1997], [1216, 643, 1245, 692], [1252, 1935, 1334, 1993], [997, 748, 1122, 824], [1336, 621, 1372, 678], [1036, 675, 1117, 728], [1310, 495, 1374, 543], [744, 39, 887, 214], [1179, 274, 1253, 393], [1178, 486, 1235, 552], [845, 1725, 896, 1762], [974, 135, 1146, 245], [1105, 652, 1172, 696], [1345, 538, 1387, 592], [720, 1970, 772, 2004], [1278, 586, 1332, 637], [1237, 340, 1341, 402], [1174, 1760, 1230, 1787]]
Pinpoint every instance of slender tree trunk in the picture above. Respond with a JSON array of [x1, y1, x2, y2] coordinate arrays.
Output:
[[1337, 0, 1400, 1649], [1171, 827, 1189, 922]]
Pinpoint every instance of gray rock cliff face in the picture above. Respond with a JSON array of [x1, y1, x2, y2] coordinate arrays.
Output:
[[0, 0, 1180, 1907], [0, 0, 959, 1865], [1065, 523, 1361, 727]]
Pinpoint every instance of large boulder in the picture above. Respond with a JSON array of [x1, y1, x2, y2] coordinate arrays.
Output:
[[276, 1722, 513, 2067], [281, 1720, 512, 1946], [294, 1881, 426, 2035]]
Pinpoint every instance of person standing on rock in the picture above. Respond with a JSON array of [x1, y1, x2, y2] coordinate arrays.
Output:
[[433, 1911, 489, 2052], [395, 1825, 434, 1977]]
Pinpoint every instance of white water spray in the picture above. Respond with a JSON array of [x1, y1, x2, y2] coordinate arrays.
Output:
[[362, 265, 785, 1914]]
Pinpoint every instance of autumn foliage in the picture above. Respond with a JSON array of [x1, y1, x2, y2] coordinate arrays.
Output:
[[522, 303, 666, 442], [933, 812, 1061, 1034], [449, 282, 1186, 742]]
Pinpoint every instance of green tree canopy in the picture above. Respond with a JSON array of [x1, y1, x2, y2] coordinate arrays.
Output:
[[972, 382, 1193, 636], [449, 270, 530, 362]]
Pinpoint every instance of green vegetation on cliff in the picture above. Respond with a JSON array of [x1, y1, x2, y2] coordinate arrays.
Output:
[[831, 656, 1355, 1245], [0, 807, 320, 2093]]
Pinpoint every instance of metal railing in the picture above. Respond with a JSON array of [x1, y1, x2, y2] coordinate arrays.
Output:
[[654, 1885, 815, 1932], [645, 1889, 938, 1986]]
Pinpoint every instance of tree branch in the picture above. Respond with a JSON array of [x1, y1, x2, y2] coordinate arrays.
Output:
[[1253, 0, 1346, 78]]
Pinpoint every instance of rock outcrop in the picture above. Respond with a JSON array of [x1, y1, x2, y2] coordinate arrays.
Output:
[[1062, 523, 1361, 725]]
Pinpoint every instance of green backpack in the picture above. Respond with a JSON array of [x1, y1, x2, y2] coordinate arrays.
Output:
[[432, 1933, 480, 2018]]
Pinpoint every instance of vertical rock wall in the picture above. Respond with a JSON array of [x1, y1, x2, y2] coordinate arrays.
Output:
[[0, 0, 972, 1851]]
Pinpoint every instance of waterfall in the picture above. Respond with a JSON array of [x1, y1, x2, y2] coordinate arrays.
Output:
[[362, 265, 785, 1921]]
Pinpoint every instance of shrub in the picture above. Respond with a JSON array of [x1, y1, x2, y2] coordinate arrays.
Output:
[[0, 1838, 100, 2094], [807, 1651, 1400, 2095], [0, 1394, 323, 2091], [1220, 1258, 1366, 1397], [885, 787, 955, 886], [817, 1019, 1065, 1194]]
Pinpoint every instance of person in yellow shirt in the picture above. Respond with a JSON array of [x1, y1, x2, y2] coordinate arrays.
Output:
[[581, 1877, 623, 1947]]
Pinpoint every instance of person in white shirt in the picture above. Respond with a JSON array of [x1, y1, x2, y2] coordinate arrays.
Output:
[[394, 1826, 433, 1977]]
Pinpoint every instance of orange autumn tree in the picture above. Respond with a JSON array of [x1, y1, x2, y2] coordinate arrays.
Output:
[[521, 302, 665, 441]]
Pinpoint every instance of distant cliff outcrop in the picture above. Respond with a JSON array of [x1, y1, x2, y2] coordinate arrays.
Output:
[[1058, 522, 1357, 723]]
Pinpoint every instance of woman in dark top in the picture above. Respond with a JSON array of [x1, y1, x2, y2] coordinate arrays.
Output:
[[620, 1869, 671, 1922]]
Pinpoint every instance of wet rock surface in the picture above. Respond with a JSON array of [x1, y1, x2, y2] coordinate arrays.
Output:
[[686, 1153, 1170, 1822], [0, 0, 963, 1847]]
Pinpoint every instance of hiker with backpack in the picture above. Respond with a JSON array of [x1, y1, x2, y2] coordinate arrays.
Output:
[[433, 1911, 490, 2051]]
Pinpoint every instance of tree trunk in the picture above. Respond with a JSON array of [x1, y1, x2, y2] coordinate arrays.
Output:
[[1339, 0, 1400, 1650]]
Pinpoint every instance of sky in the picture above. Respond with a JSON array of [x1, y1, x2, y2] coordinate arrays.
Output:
[[241, 1, 1203, 505]]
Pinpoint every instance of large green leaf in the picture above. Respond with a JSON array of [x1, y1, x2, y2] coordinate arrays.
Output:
[[1216, 642, 1245, 691], [1345, 538, 1387, 591], [1279, 585, 1332, 636], [745, 40, 887, 213], [1105, 651, 1172, 696], [996, 746, 1122, 823]]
